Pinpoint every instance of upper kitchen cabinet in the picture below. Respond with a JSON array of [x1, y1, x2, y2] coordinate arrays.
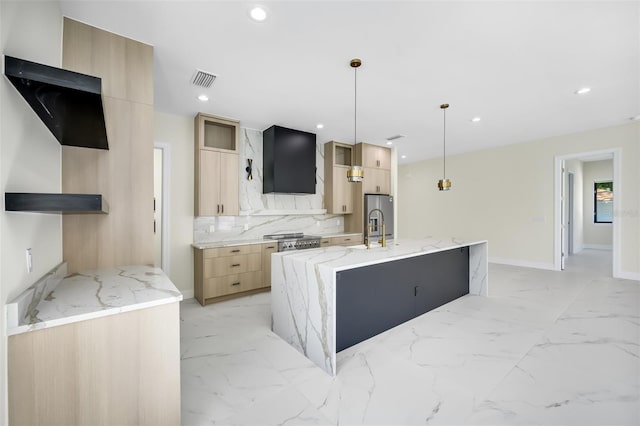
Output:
[[356, 143, 391, 170], [324, 141, 354, 214], [196, 113, 239, 153], [194, 113, 240, 216]]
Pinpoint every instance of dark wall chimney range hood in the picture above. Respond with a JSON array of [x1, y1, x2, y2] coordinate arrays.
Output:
[[4, 55, 109, 150]]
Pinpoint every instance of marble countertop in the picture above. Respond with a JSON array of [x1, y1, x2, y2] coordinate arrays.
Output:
[[192, 232, 363, 250], [273, 236, 487, 273], [6, 264, 183, 336]]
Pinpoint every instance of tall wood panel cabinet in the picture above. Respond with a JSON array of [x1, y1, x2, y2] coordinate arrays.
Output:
[[61, 17, 154, 273], [324, 141, 354, 214], [194, 113, 240, 216], [344, 143, 392, 238]]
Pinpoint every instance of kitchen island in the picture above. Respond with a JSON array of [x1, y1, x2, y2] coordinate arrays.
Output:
[[271, 237, 488, 376]]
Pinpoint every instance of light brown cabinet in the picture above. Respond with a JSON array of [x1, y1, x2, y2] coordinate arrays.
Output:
[[330, 234, 362, 246], [358, 143, 391, 170], [198, 150, 239, 216], [194, 113, 240, 216], [262, 243, 277, 287], [324, 141, 354, 214], [363, 167, 391, 195], [194, 243, 269, 305]]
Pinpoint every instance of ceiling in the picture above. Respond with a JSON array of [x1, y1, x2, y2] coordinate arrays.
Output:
[[59, 1, 639, 164]]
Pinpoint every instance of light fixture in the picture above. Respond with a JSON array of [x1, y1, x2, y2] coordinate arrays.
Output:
[[250, 6, 267, 22], [197, 94, 209, 102], [401, 155, 407, 159], [347, 58, 364, 183], [316, 123, 324, 129], [386, 141, 393, 145], [575, 87, 591, 95], [437, 103, 451, 191], [471, 117, 481, 122]]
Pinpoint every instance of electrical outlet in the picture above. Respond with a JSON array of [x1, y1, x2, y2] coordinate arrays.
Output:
[[316, 221, 320, 227], [336, 219, 341, 226], [209, 225, 215, 233], [26, 248, 32, 273], [244, 224, 249, 231]]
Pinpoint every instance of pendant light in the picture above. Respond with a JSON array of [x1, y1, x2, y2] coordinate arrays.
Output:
[[347, 58, 364, 183], [437, 103, 452, 191]]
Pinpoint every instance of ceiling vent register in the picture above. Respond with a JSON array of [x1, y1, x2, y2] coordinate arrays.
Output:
[[191, 69, 217, 88]]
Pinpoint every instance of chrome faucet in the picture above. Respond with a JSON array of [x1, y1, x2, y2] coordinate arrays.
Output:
[[366, 208, 386, 249]]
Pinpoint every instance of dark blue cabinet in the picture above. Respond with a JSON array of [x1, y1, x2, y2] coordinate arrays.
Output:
[[336, 247, 469, 352]]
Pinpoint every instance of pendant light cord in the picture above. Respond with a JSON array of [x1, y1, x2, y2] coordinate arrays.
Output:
[[443, 107, 447, 180], [354, 67, 357, 145]]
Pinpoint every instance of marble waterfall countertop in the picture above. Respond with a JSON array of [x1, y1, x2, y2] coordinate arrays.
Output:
[[271, 237, 489, 375], [6, 263, 182, 336]]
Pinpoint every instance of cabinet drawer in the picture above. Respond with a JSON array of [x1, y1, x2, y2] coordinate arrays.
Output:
[[204, 253, 261, 277], [331, 235, 361, 246], [204, 271, 262, 298], [320, 238, 331, 247], [203, 244, 261, 259]]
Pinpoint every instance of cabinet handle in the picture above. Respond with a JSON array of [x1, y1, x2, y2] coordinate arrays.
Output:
[[345, 238, 351, 241], [267, 245, 275, 249], [231, 282, 241, 286], [377, 159, 380, 167], [231, 263, 241, 267], [221, 204, 224, 214], [231, 249, 241, 253], [217, 204, 220, 214]]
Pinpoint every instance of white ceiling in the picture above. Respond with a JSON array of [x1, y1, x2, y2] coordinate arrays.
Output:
[[59, 1, 639, 164]]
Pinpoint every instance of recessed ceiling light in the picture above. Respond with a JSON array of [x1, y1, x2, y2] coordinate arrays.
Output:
[[250, 6, 267, 22], [471, 117, 481, 123], [401, 155, 407, 159], [316, 123, 324, 129], [197, 94, 209, 102], [575, 87, 591, 95], [386, 141, 393, 145]]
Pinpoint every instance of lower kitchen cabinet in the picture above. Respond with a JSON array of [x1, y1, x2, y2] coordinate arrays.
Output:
[[335, 247, 469, 351], [194, 243, 267, 305]]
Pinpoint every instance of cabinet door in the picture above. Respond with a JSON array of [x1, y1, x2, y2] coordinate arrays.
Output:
[[414, 248, 469, 316], [330, 166, 353, 214], [363, 168, 390, 194], [199, 150, 221, 216], [219, 152, 239, 216], [262, 244, 277, 287], [196, 113, 239, 153], [362, 145, 391, 169]]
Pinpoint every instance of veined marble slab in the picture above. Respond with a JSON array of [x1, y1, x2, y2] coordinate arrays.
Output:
[[6, 264, 182, 336], [271, 237, 488, 375]]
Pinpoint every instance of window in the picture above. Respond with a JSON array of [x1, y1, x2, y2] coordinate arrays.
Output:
[[594, 181, 613, 223]]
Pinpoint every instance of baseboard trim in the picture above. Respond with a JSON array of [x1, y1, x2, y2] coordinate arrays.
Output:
[[582, 244, 613, 250], [616, 271, 640, 281], [489, 257, 557, 271], [180, 289, 195, 300]]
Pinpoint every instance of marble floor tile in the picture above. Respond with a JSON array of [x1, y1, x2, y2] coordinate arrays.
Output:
[[181, 249, 639, 425]]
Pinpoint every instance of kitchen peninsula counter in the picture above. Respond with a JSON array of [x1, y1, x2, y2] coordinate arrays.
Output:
[[7, 264, 182, 424], [271, 237, 488, 375]]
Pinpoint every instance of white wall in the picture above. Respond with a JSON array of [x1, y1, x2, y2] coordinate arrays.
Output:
[[398, 122, 639, 277], [0, 1, 63, 422], [583, 159, 613, 248], [153, 112, 194, 296]]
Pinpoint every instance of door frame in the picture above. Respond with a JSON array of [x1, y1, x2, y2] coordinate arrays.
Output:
[[554, 148, 620, 276], [154, 143, 171, 275]]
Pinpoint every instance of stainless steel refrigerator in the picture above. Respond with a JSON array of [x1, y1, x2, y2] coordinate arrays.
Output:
[[364, 194, 394, 243]]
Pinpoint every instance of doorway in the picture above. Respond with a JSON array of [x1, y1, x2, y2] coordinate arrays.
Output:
[[154, 143, 170, 273], [554, 149, 619, 277]]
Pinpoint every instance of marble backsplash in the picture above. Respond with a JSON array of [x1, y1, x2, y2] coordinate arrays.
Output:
[[194, 127, 345, 244]]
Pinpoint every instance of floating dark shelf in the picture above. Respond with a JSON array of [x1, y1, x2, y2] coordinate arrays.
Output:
[[5, 193, 109, 214]]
